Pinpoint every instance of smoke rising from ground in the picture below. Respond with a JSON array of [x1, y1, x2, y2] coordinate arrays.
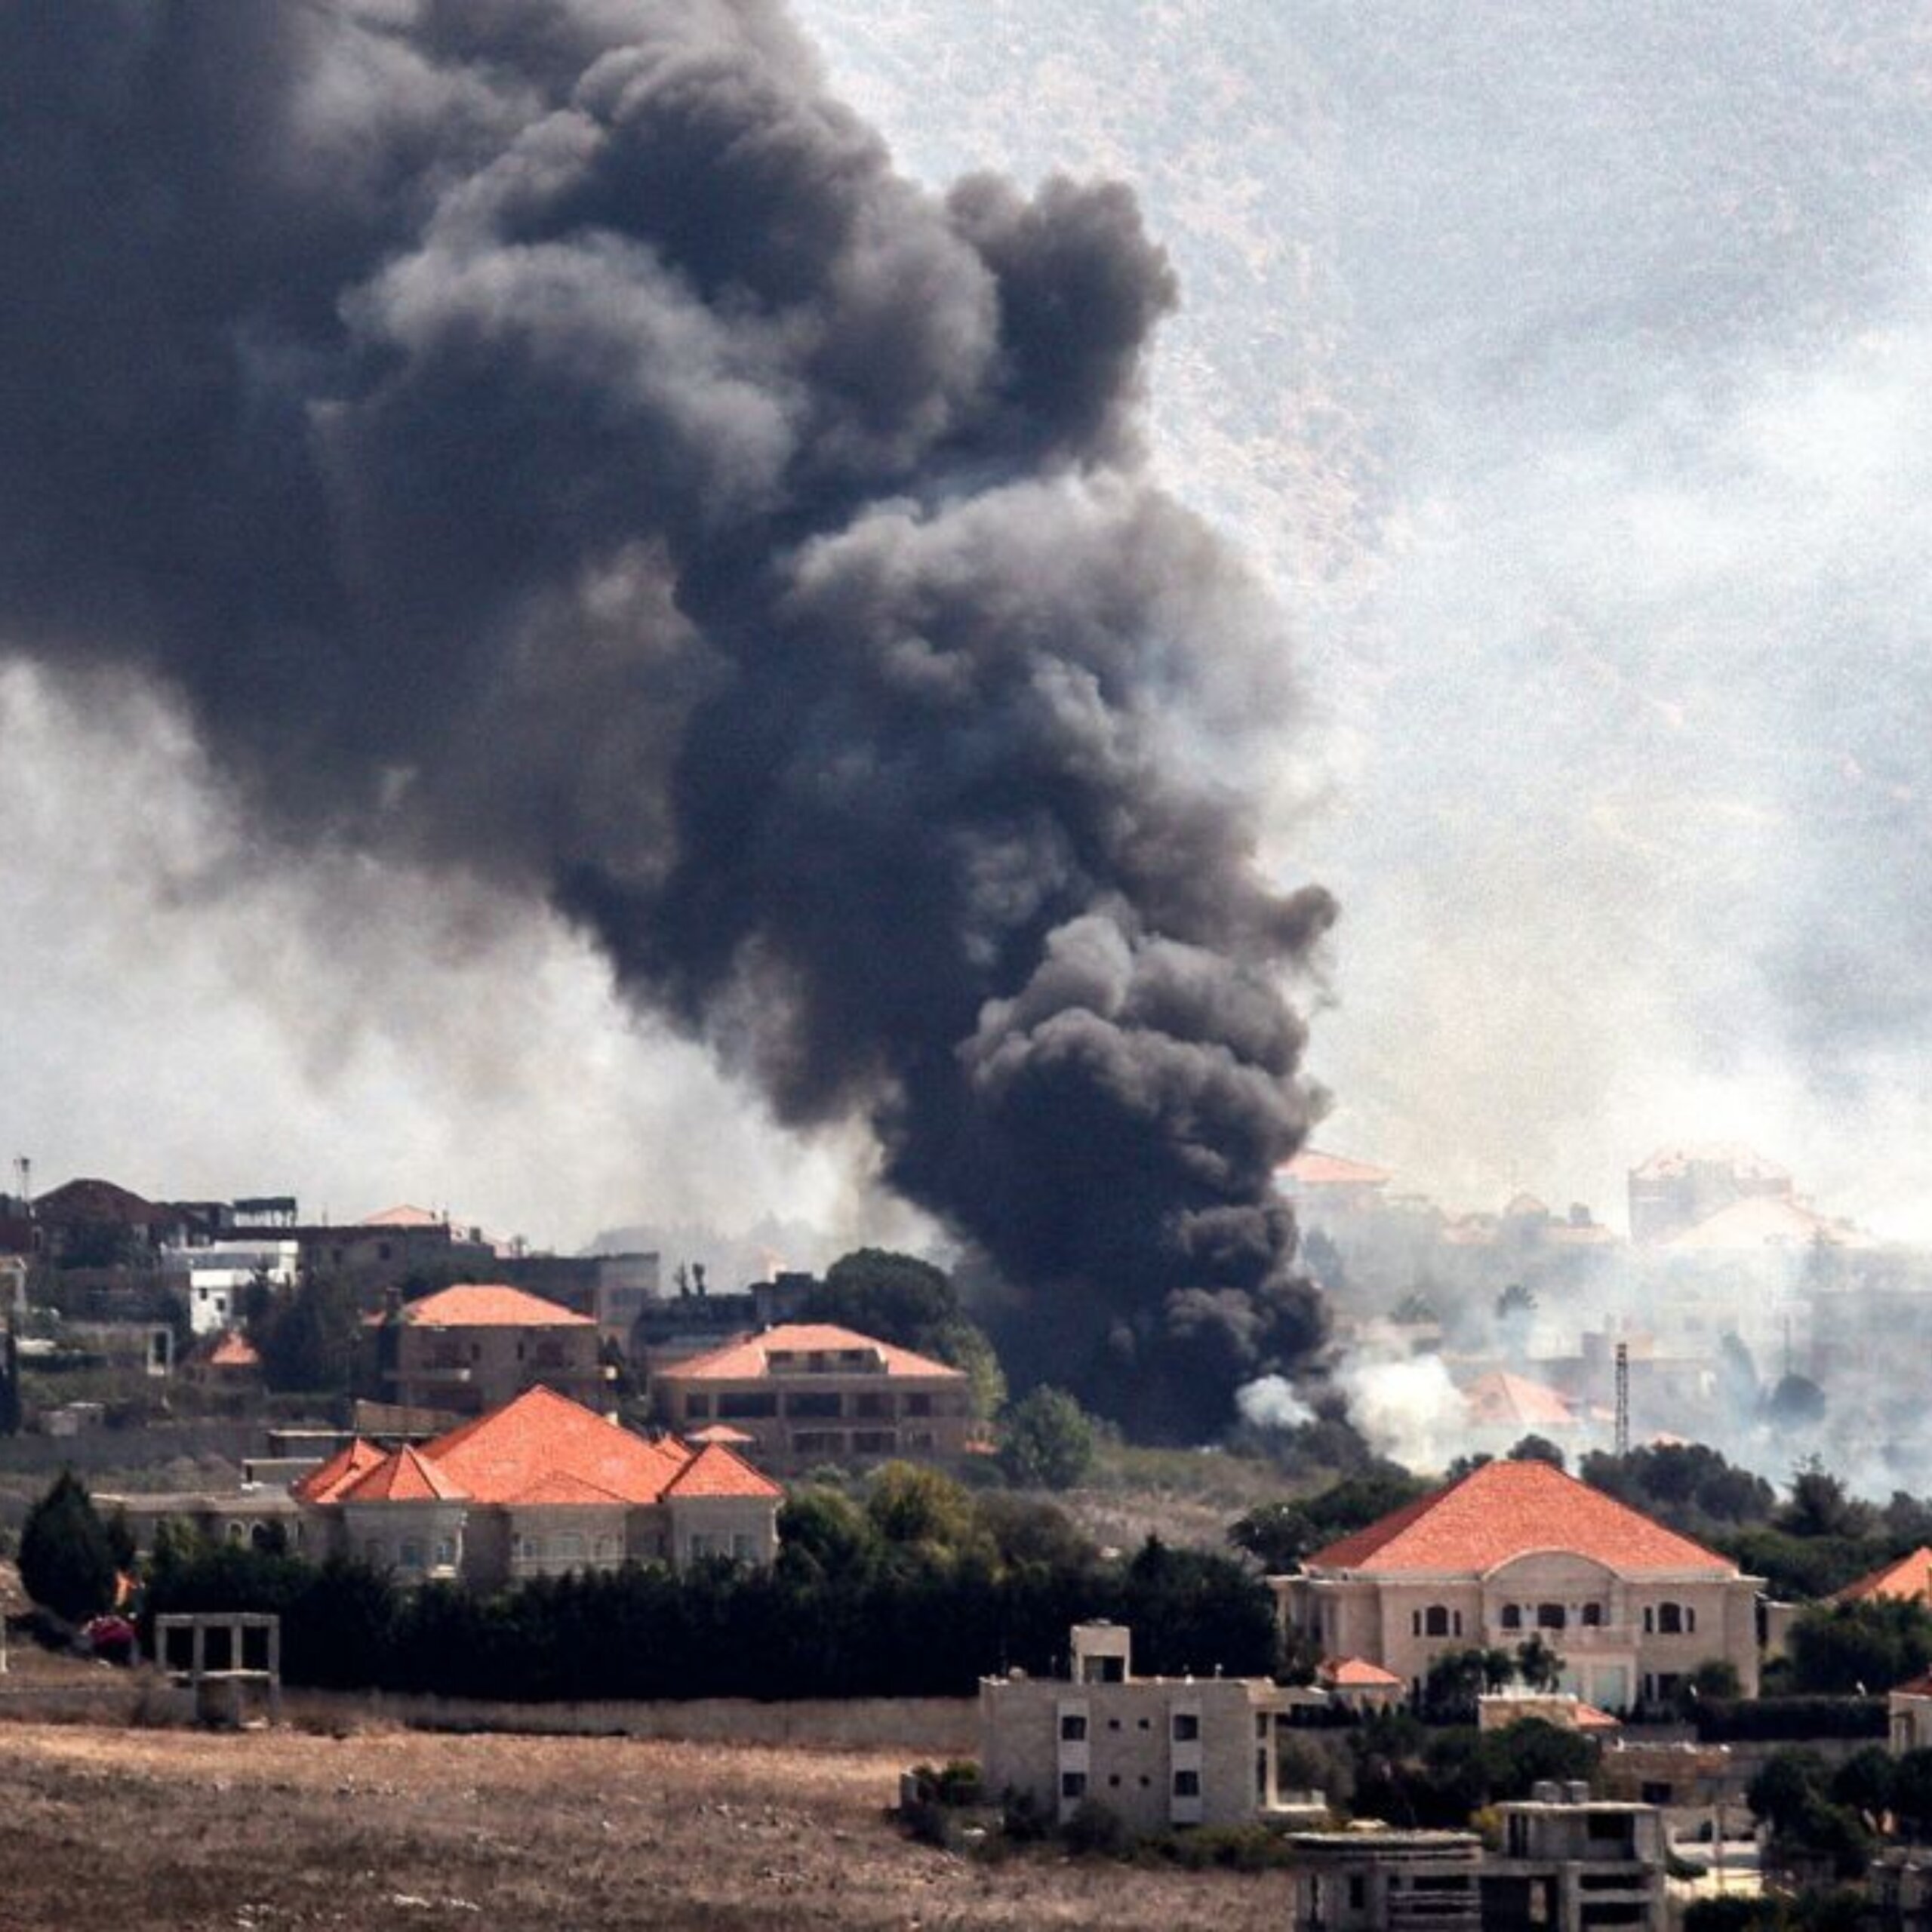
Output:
[[0, 1, 1331, 1435]]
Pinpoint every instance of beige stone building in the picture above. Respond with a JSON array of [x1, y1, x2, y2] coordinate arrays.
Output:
[[371, 1283, 610, 1416], [294, 1384, 780, 1588], [1272, 1459, 1764, 1713], [651, 1322, 974, 1472], [979, 1622, 1299, 1834]]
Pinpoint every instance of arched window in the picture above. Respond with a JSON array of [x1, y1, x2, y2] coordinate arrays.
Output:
[[1658, 1602, 1684, 1635], [1424, 1604, 1451, 1638], [1501, 1604, 1523, 1631]]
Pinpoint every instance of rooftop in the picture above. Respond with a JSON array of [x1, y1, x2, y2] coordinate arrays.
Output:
[[1832, 1546, 1932, 1607], [1303, 1458, 1739, 1578], [662, 1322, 964, 1383], [394, 1284, 595, 1329]]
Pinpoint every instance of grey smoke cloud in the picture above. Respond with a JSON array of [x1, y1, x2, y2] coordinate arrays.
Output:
[[0, 0, 1332, 1434]]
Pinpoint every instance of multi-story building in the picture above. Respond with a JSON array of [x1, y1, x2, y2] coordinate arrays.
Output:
[[370, 1283, 610, 1416], [650, 1321, 973, 1471], [159, 1239, 300, 1336], [980, 1621, 1299, 1833], [294, 1384, 780, 1586], [1273, 1458, 1764, 1712], [1626, 1143, 1793, 1246], [1485, 1797, 1668, 1931]]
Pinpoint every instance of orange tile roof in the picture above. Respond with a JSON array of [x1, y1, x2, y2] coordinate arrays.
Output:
[[1462, 1371, 1575, 1431], [1631, 1143, 1789, 1182], [398, 1284, 595, 1329], [662, 1323, 963, 1383], [1322, 1657, 1404, 1687], [207, 1331, 260, 1369], [423, 1386, 690, 1506], [1832, 1546, 1932, 1607], [340, 1443, 469, 1504], [1304, 1459, 1737, 1577], [687, 1423, 756, 1446], [1281, 1149, 1393, 1189], [360, 1204, 448, 1227], [292, 1439, 388, 1504], [662, 1441, 783, 1501]]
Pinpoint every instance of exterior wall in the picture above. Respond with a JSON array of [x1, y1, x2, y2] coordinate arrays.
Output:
[[340, 1499, 466, 1583], [1278, 1557, 1761, 1709], [656, 1358, 973, 1472], [1893, 1691, 1932, 1755], [665, 1494, 780, 1569], [500, 1501, 631, 1582], [1489, 1803, 1668, 1932], [979, 1672, 1273, 1834], [1287, 1832, 1483, 1931], [389, 1318, 608, 1414]]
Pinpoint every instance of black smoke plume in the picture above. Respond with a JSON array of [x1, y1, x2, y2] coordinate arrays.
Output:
[[0, 0, 1334, 1437]]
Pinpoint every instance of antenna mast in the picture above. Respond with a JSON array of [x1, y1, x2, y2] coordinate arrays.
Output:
[[1614, 1340, 1630, 1458]]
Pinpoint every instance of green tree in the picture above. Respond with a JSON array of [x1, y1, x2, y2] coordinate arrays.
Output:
[[1778, 1459, 1871, 1540], [998, 1386, 1096, 1489], [1227, 1501, 1319, 1572], [1421, 1647, 1489, 1721], [254, 1270, 364, 1393], [0, 1327, 20, 1437], [808, 1250, 1006, 1418], [19, 1469, 119, 1623], [866, 1461, 986, 1557], [1515, 1633, 1564, 1693], [1509, 1433, 1565, 1470]]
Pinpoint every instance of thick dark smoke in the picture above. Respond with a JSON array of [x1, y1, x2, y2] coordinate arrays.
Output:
[[0, 0, 1334, 1436]]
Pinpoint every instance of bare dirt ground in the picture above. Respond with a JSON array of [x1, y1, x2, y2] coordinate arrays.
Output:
[[0, 1710, 1296, 1931]]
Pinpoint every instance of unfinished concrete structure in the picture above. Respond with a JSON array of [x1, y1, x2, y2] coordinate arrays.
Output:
[[154, 1611, 281, 1726]]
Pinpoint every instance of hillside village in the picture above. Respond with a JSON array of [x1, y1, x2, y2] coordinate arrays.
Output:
[[3, 1149, 1932, 1926]]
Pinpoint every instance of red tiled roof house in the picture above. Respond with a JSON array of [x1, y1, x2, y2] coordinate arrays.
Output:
[[372, 1283, 609, 1417], [294, 1386, 781, 1586], [1272, 1460, 1764, 1713], [650, 1323, 973, 1472]]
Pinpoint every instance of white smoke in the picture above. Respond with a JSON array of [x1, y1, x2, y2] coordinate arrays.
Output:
[[1337, 1353, 1469, 1472], [1235, 1373, 1316, 1432]]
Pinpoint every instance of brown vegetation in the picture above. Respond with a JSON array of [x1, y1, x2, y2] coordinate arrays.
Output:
[[0, 1713, 1297, 1929]]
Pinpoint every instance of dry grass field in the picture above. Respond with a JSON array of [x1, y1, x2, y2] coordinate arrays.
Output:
[[0, 1709, 1300, 1931]]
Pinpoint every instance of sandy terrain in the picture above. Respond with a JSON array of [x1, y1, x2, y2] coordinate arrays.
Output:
[[0, 1713, 1297, 1931]]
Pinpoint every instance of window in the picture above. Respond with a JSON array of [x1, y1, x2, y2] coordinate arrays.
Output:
[[1643, 1606, 1655, 1635], [731, 1534, 754, 1561], [1501, 1604, 1523, 1631], [1060, 1715, 1088, 1742], [717, 1392, 778, 1419], [684, 1394, 711, 1420], [688, 1534, 713, 1560], [1423, 1604, 1451, 1638], [1658, 1602, 1684, 1635], [557, 1533, 585, 1563], [1173, 1770, 1200, 1798], [783, 1390, 842, 1418], [434, 1537, 456, 1568], [399, 1538, 424, 1571], [1582, 1602, 1604, 1627], [1537, 1603, 1567, 1631], [904, 1392, 934, 1417], [853, 1392, 890, 1419], [1349, 1877, 1366, 1910], [1172, 1712, 1200, 1741], [1685, 1606, 1697, 1634], [1060, 1772, 1086, 1800]]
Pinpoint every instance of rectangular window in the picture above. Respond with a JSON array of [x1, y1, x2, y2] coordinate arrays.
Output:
[[1172, 1712, 1200, 1742], [731, 1534, 754, 1561], [783, 1390, 842, 1418], [717, 1392, 778, 1419], [1173, 1770, 1200, 1798], [684, 1393, 711, 1420], [1060, 1714, 1088, 1742], [1060, 1772, 1086, 1800], [903, 1392, 934, 1417]]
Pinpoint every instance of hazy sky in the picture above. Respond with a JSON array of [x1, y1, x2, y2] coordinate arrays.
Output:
[[6, 2, 1930, 1251]]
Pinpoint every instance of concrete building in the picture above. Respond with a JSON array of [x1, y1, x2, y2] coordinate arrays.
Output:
[[1287, 1828, 1483, 1931], [979, 1621, 1298, 1834], [1272, 1459, 1765, 1712], [370, 1283, 610, 1417], [160, 1238, 300, 1337], [1485, 1796, 1668, 1931], [651, 1322, 974, 1472], [294, 1384, 780, 1588], [1626, 1144, 1793, 1246]]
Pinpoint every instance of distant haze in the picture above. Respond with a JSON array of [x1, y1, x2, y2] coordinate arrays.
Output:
[[2, 0, 1929, 1290]]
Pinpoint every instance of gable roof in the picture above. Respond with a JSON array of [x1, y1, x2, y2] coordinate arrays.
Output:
[[1321, 1656, 1404, 1687], [1303, 1459, 1738, 1578], [663, 1322, 962, 1383], [662, 1441, 783, 1501], [397, 1284, 594, 1329], [1281, 1149, 1392, 1189], [205, 1330, 261, 1370], [1832, 1546, 1932, 1607], [293, 1438, 389, 1505], [340, 1442, 469, 1504], [423, 1386, 685, 1505]]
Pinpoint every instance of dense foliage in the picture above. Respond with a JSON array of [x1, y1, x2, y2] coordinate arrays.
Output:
[[19, 1469, 121, 1623], [138, 1472, 1277, 1700]]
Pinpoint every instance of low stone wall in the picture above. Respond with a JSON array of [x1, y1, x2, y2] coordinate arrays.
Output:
[[285, 1687, 977, 1756]]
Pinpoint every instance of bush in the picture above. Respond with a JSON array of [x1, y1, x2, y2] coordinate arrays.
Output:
[[1062, 1797, 1128, 1857], [18, 1469, 118, 1623]]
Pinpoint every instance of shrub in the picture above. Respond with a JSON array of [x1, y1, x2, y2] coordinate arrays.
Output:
[[18, 1469, 118, 1623]]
